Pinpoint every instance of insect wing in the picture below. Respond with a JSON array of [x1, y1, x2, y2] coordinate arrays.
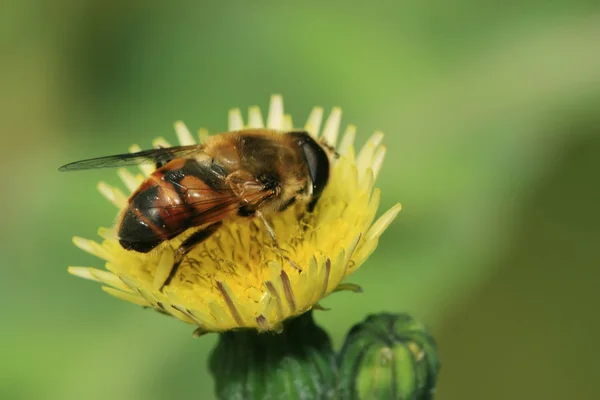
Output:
[[58, 145, 203, 171]]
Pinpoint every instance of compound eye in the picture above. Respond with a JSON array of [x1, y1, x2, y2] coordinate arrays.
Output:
[[296, 133, 330, 200]]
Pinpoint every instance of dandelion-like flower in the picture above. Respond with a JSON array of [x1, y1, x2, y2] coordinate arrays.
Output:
[[68, 95, 401, 334]]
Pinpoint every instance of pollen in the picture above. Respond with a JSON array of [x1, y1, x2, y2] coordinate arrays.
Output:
[[67, 95, 401, 333]]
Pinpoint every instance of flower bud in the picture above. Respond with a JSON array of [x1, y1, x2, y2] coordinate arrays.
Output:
[[209, 311, 337, 400], [337, 313, 440, 399]]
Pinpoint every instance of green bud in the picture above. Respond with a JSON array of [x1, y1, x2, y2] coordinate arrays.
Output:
[[209, 311, 337, 400], [337, 313, 440, 399]]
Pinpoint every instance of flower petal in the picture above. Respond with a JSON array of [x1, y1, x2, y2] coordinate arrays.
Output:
[[152, 137, 172, 149], [117, 168, 142, 193], [174, 121, 196, 145], [304, 107, 324, 137], [248, 106, 264, 128], [198, 128, 210, 143], [72, 237, 112, 261], [102, 286, 151, 307], [366, 203, 402, 241], [228, 108, 244, 131], [338, 124, 357, 157], [282, 114, 293, 131], [267, 94, 284, 129], [371, 145, 387, 180], [357, 132, 385, 178], [97, 182, 128, 209], [321, 107, 342, 146]]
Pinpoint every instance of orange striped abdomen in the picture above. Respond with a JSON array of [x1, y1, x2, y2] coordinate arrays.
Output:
[[118, 158, 231, 253]]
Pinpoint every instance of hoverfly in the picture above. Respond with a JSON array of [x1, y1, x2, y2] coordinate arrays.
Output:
[[60, 129, 331, 289]]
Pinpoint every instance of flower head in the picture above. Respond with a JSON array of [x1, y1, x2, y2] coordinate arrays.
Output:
[[68, 95, 401, 334]]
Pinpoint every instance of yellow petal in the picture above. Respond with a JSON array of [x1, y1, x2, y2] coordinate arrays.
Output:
[[174, 121, 196, 145]]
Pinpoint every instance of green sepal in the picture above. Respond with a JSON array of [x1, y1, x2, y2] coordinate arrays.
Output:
[[209, 311, 337, 400], [337, 313, 440, 399]]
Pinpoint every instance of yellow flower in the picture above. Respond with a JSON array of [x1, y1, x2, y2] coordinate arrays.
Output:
[[68, 95, 401, 334]]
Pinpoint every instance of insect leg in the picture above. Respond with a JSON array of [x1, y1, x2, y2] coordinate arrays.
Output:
[[255, 211, 302, 271], [160, 221, 223, 291]]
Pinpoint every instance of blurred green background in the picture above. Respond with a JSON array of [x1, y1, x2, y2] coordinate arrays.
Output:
[[2, 1, 600, 399]]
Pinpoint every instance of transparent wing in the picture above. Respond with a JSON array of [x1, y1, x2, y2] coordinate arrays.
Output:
[[58, 145, 203, 171]]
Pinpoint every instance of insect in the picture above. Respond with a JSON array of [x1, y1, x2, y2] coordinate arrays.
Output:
[[60, 129, 331, 290]]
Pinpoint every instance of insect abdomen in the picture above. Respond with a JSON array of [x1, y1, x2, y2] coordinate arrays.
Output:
[[118, 206, 165, 252], [118, 159, 226, 253]]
